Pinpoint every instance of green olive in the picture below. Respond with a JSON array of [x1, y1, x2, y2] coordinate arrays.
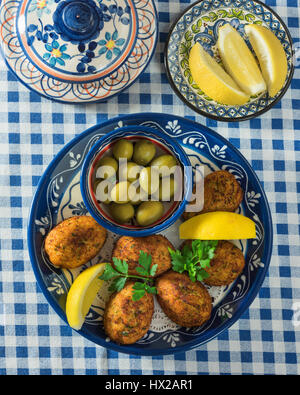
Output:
[[110, 181, 131, 204], [150, 154, 177, 177], [95, 156, 118, 179], [139, 167, 160, 195], [133, 140, 156, 166], [112, 139, 133, 160], [128, 182, 147, 205], [94, 178, 113, 204], [158, 177, 177, 201], [118, 161, 143, 183], [110, 202, 135, 224], [136, 201, 164, 226]]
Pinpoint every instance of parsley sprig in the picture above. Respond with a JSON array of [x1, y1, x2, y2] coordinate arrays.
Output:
[[169, 240, 218, 282], [99, 251, 157, 301]]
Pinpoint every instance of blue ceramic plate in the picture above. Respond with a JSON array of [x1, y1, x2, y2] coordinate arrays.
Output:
[[164, 0, 294, 122], [0, 0, 158, 103], [28, 113, 273, 355]]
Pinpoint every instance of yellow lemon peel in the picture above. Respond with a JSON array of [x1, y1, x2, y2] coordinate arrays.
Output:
[[179, 212, 256, 240]]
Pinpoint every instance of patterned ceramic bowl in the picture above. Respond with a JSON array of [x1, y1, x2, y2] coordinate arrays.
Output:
[[165, 0, 294, 122], [0, 0, 158, 103], [80, 125, 193, 236]]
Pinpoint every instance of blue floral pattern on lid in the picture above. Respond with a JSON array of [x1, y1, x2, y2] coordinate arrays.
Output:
[[0, 0, 158, 102], [28, 0, 54, 16], [98, 31, 125, 61], [22, 0, 133, 78], [43, 41, 71, 67]]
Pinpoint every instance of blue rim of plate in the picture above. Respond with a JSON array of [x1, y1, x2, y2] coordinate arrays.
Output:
[[0, 0, 158, 104], [27, 113, 273, 355], [80, 125, 193, 237], [164, 0, 294, 122]]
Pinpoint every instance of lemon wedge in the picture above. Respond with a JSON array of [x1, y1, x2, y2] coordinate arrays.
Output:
[[217, 24, 266, 96], [179, 212, 256, 240], [66, 263, 106, 330], [188, 42, 250, 105], [244, 24, 288, 97]]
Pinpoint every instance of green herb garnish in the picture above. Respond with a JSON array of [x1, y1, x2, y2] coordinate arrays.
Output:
[[100, 250, 158, 301], [169, 240, 218, 282]]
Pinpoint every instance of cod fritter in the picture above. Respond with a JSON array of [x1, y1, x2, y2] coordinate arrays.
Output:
[[44, 216, 107, 269], [156, 271, 212, 327], [104, 281, 154, 344], [181, 240, 245, 286], [112, 235, 174, 277], [184, 170, 243, 220]]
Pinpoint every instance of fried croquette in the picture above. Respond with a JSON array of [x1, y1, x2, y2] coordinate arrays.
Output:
[[44, 216, 107, 269], [204, 240, 245, 286], [112, 235, 174, 277], [104, 281, 154, 344], [184, 170, 243, 220], [156, 271, 212, 327], [181, 240, 245, 286]]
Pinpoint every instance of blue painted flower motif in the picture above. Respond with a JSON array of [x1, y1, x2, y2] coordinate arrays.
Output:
[[98, 31, 125, 60], [107, 3, 131, 25], [76, 41, 98, 73], [68, 202, 88, 216], [28, 0, 55, 17], [194, 26, 215, 57], [43, 41, 71, 67], [27, 21, 59, 46]]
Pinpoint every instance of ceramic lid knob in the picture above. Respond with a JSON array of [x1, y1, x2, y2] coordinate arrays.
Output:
[[62, 2, 95, 33], [54, 0, 101, 44]]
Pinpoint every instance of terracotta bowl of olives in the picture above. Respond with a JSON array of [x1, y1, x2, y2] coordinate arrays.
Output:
[[80, 125, 192, 236]]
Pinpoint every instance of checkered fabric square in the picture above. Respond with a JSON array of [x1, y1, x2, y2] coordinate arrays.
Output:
[[0, 0, 300, 375]]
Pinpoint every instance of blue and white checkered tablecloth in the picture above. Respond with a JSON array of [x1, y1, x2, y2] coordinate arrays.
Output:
[[0, 0, 299, 375]]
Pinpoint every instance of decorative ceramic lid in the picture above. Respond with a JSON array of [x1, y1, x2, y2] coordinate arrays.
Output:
[[0, 0, 158, 102]]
